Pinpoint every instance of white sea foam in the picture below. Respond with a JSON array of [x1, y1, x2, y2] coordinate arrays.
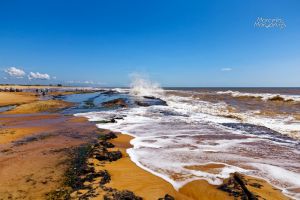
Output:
[[76, 102, 300, 198], [217, 90, 300, 102], [250, 163, 300, 187], [165, 93, 300, 139], [75, 86, 300, 199], [129, 73, 164, 97], [249, 163, 300, 199]]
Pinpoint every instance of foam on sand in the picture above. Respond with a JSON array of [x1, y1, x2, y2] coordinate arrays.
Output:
[[250, 163, 300, 199]]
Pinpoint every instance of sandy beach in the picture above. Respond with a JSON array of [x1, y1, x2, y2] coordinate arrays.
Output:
[[1, 0, 299, 198], [0, 89, 294, 199], [77, 133, 290, 200]]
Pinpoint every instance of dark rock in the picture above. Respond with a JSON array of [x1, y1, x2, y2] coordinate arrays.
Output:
[[102, 98, 128, 108], [158, 194, 175, 200], [233, 173, 257, 200], [114, 116, 124, 120], [104, 132, 118, 140], [249, 183, 263, 189], [99, 170, 111, 185], [218, 173, 258, 200], [95, 153, 107, 161], [143, 96, 156, 99], [104, 190, 143, 200], [268, 95, 293, 102], [81, 166, 95, 174], [102, 186, 115, 192], [135, 96, 167, 107], [95, 150, 122, 162], [106, 151, 122, 161], [158, 99, 167, 106], [100, 141, 115, 148], [135, 101, 151, 107], [101, 90, 119, 95], [85, 172, 102, 182]]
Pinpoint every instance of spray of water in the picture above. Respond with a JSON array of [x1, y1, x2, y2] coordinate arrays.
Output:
[[129, 73, 164, 97]]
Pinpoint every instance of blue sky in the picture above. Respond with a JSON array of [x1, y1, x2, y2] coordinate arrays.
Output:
[[0, 0, 299, 87]]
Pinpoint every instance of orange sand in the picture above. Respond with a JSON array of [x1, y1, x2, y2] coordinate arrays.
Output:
[[3, 99, 73, 114], [184, 163, 225, 174], [0, 92, 37, 106], [179, 180, 233, 200], [93, 134, 291, 200], [0, 126, 51, 144], [0, 113, 99, 199], [94, 134, 233, 200]]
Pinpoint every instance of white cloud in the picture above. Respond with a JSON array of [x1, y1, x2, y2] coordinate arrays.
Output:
[[4, 67, 26, 78], [221, 68, 233, 71], [28, 72, 50, 80], [66, 80, 104, 85], [83, 80, 94, 84]]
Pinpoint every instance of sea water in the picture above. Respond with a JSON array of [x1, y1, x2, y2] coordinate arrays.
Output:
[[74, 80, 300, 199]]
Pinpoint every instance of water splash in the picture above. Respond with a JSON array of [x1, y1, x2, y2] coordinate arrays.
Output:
[[129, 73, 164, 97]]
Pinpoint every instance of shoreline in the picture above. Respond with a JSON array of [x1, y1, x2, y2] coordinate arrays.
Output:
[[95, 131, 291, 200], [0, 89, 294, 199], [100, 133, 233, 199]]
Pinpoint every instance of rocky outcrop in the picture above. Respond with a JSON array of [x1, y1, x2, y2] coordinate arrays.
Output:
[[218, 173, 258, 200], [101, 90, 119, 95], [135, 101, 151, 107], [135, 96, 167, 107], [47, 130, 144, 200], [94, 148, 122, 162], [104, 190, 143, 200], [104, 132, 118, 140], [99, 140, 115, 148], [102, 98, 128, 108], [99, 170, 111, 185], [158, 194, 175, 200]]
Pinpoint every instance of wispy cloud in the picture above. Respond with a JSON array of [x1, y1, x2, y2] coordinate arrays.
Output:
[[221, 68, 233, 71], [4, 67, 26, 78], [28, 72, 51, 80], [66, 80, 105, 85]]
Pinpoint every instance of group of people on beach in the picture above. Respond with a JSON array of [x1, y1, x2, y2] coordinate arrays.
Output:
[[36, 88, 50, 96], [0, 87, 51, 96], [0, 87, 23, 92]]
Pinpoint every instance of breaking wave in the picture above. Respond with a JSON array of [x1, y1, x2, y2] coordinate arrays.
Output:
[[129, 74, 164, 97], [217, 90, 300, 102]]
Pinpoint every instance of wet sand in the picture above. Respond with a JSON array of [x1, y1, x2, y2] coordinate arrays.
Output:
[[0, 112, 99, 199], [92, 134, 290, 200], [0, 90, 99, 199], [97, 134, 195, 199]]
